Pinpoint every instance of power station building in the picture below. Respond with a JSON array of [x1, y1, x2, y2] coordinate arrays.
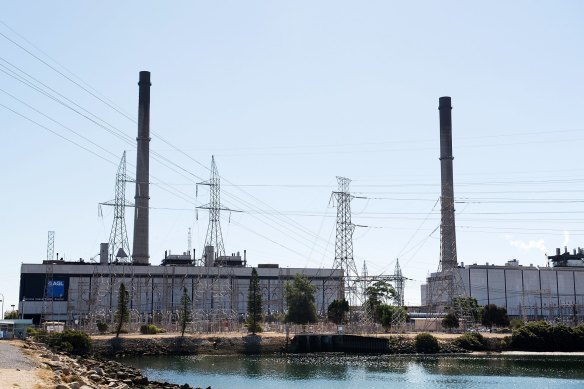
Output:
[[422, 252, 584, 320], [19, 259, 342, 326]]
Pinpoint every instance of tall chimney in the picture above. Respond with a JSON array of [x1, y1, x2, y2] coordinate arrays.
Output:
[[439, 96, 457, 271], [132, 71, 151, 265]]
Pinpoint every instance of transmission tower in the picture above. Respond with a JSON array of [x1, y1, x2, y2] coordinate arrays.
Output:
[[393, 259, 404, 306], [362, 260, 369, 295], [187, 227, 192, 254], [42, 231, 56, 322], [46, 231, 55, 261], [100, 151, 132, 262], [197, 156, 239, 262], [331, 176, 360, 304]]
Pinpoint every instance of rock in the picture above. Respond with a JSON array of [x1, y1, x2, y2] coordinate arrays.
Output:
[[69, 382, 81, 389], [94, 367, 104, 375], [52, 355, 61, 361], [133, 376, 149, 385], [56, 385, 69, 389]]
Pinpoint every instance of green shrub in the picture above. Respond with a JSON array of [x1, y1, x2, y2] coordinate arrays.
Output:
[[28, 328, 48, 341], [455, 332, 486, 351], [509, 319, 524, 330], [415, 332, 440, 354], [58, 330, 92, 355], [488, 336, 511, 351], [41, 330, 91, 355], [572, 324, 584, 350], [510, 321, 551, 351], [551, 324, 576, 351], [96, 321, 108, 334], [140, 324, 163, 334], [388, 335, 415, 353]]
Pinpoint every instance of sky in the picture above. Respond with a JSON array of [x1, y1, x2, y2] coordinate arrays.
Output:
[[1, 1, 584, 312]]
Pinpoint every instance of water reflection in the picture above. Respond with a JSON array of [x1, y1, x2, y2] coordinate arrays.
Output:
[[415, 355, 584, 379], [122, 354, 584, 389]]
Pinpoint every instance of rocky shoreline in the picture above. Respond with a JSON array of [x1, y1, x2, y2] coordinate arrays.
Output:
[[23, 340, 210, 389], [91, 334, 286, 357]]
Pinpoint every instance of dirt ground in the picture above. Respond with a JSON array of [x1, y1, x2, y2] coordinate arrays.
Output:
[[0, 340, 53, 389]]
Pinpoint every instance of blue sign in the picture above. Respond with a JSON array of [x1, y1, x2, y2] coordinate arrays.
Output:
[[47, 280, 64, 298]]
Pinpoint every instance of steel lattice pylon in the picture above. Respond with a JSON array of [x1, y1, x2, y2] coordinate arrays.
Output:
[[101, 151, 132, 262], [332, 177, 360, 304], [393, 259, 405, 307], [46, 231, 55, 261], [198, 156, 226, 259]]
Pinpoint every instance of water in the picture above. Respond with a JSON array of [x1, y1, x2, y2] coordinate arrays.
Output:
[[122, 353, 584, 389]]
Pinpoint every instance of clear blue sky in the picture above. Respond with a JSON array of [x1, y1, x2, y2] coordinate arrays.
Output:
[[1, 1, 583, 311]]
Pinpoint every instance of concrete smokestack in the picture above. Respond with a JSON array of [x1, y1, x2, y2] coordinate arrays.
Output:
[[132, 71, 151, 265], [439, 96, 457, 271]]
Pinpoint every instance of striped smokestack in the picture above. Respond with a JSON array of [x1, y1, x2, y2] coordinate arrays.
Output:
[[132, 71, 151, 265], [439, 96, 457, 271]]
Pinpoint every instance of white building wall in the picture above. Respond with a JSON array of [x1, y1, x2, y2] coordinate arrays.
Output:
[[424, 265, 584, 320], [504, 269, 523, 316]]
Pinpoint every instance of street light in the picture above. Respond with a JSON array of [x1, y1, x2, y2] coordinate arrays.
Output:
[[0, 293, 4, 320]]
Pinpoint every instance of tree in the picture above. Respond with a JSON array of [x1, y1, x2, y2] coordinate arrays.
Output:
[[452, 297, 481, 323], [285, 274, 317, 325], [5, 310, 19, 319], [114, 283, 130, 338], [442, 312, 460, 332], [179, 287, 192, 337], [366, 280, 397, 322], [378, 305, 408, 331], [481, 304, 510, 332], [245, 268, 263, 334], [327, 299, 349, 325]]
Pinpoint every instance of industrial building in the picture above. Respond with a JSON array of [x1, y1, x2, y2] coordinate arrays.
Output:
[[422, 255, 584, 321], [19, 260, 342, 327]]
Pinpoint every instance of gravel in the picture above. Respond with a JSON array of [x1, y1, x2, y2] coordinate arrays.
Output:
[[0, 342, 37, 370]]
